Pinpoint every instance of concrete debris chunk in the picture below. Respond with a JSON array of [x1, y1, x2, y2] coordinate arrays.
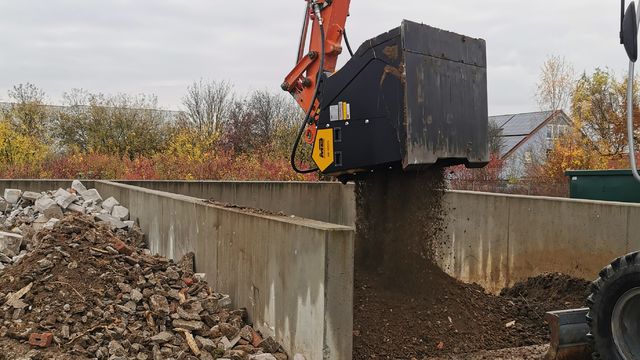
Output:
[[32, 215, 48, 232], [0, 198, 9, 212], [66, 203, 85, 214], [43, 218, 59, 230], [5, 282, 32, 309], [171, 319, 206, 332], [251, 354, 277, 360], [108, 340, 126, 356], [71, 180, 87, 193], [102, 196, 120, 212], [35, 197, 64, 220], [21, 191, 42, 202], [195, 336, 216, 352], [37, 258, 54, 270], [3, 189, 22, 204], [218, 294, 232, 308], [130, 288, 143, 302], [177, 305, 202, 321], [95, 213, 127, 230], [0, 231, 23, 256], [150, 331, 174, 343], [111, 205, 130, 221], [149, 294, 170, 314], [80, 188, 102, 203], [54, 188, 77, 209], [258, 337, 280, 354]]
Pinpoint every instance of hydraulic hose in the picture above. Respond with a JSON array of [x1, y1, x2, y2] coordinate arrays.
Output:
[[290, 13, 326, 174], [343, 29, 354, 57]]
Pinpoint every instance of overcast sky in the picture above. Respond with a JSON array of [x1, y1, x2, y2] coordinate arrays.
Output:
[[0, 0, 628, 115]]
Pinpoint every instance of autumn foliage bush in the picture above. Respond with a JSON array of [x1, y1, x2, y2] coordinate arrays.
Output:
[[0, 117, 314, 181], [0, 83, 317, 181], [0, 151, 315, 181]]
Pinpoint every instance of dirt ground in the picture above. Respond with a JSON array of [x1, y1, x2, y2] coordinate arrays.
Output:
[[425, 344, 549, 360], [353, 270, 589, 359], [352, 169, 591, 359]]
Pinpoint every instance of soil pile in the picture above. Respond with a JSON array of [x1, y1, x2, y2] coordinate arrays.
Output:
[[353, 169, 590, 359], [353, 271, 590, 359], [0, 215, 286, 360], [499, 272, 591, 308]]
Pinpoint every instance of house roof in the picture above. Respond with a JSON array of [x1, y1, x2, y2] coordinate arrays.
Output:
[[490, 110, 568, 158]]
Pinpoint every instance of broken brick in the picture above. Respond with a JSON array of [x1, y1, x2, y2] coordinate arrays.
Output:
[[113, 240, 133, 255], [28, 332, 53, 348]]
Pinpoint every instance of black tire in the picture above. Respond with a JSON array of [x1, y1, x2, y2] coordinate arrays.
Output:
[[587, 251, 640, 360]]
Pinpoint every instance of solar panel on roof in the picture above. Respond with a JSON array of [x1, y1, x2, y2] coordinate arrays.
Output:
[[491, 111, 560, 157], [500, 111, 554, 136], [500, 136, 527, 156], [489, 114, 515, 127]]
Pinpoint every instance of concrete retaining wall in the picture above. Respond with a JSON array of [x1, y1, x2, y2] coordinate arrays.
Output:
[[110, 181, 640, 308], [439, 190, 640, 292], [120, 181, 356, 227], [0, 180, 96, 193]]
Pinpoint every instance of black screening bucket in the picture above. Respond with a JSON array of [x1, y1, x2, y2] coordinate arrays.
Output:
[[315, 20, 489, 178]]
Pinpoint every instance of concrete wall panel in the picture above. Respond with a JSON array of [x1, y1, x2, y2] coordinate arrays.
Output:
[[0, 180, 95, 193], [440, 191, 510, 293], [626, 206, 640, 254], [506, 196, 628, 286], [440, 191, 640, 291], [94, 181, 354, 360], [121, 181, 356, 226]]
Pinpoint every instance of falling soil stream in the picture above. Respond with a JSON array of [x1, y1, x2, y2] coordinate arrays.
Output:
[[353, 169, 590, 359]]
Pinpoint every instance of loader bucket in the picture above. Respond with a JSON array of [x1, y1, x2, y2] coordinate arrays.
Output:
[[544, 308, 592, 360], [315, 20, 489, 178]]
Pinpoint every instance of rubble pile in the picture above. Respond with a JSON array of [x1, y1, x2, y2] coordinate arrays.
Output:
[[0, 181, 133, 271], [0, 182, 287, 360]]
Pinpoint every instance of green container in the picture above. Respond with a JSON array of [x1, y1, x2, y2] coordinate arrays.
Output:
[[566, 170, 640, 203]]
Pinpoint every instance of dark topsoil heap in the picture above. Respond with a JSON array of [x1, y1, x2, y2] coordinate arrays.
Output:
[[353, 169, 591, 359], [0, 215, 285, 360]]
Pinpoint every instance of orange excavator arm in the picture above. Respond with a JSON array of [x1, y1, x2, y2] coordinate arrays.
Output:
[[282, 0, 351, 148]]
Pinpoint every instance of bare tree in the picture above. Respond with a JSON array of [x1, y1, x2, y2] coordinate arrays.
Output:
[[247, 90, 300, 146], [218, 90, 302, 155], [54, 89, 92, 153], [182, 79, 233, 135], [4, 83, 50, 137], [535, 55, 575, 112], [55, 90, 167, 158], [220, 98, 256, 153]]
